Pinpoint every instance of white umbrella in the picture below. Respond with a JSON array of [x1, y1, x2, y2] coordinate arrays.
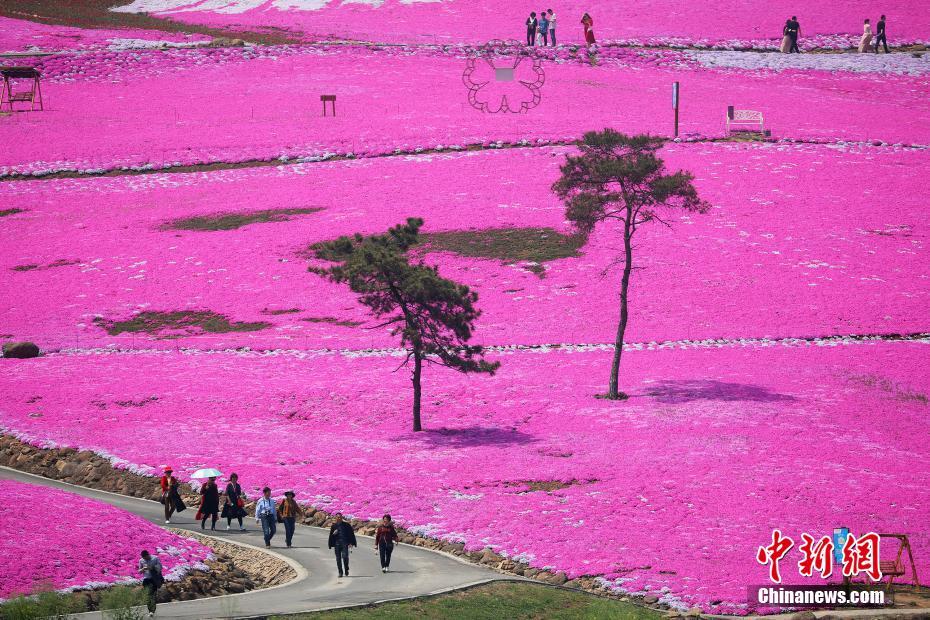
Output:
[[190, 468, 223, 479]]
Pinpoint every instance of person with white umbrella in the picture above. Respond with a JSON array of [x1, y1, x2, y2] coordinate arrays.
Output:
[[192, 468, 223, 531]]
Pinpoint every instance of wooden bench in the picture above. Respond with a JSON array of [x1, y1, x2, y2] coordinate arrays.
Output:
[[726, 107, 763, 134], [1, 66, 43, 112]]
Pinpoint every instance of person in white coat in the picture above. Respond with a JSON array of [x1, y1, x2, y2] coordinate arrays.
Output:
[[858, 19, 873, 53]]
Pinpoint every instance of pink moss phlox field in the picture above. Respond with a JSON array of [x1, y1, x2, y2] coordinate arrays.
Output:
[[105, 0, 930, 49], [2, 44, 929, 178], [1, 343, 928, 613], [0, 480, 212, 600], [1, 144, 927, 352]]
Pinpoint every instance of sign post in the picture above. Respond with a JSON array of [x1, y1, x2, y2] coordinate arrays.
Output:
[[672, 81, 680, 138]]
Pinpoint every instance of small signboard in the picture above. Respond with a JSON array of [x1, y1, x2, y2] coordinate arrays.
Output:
[[495, 67, 515, 82], [832, 527, 849, 564], [672, 81, 679, 109]]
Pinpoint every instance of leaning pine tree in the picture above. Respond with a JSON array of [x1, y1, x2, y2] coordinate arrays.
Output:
[[310, 218, 499, 431], [552, 130, 710, 400]]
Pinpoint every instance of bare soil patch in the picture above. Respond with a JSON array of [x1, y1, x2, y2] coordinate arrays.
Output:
[[0, 0, 300, 45], [301, 316, 363, 327], [12, 258, 81, 272]]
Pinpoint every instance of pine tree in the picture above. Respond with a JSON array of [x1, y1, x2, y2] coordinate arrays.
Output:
[[553, 130, 710, 399], [311, 218, 499, 431]]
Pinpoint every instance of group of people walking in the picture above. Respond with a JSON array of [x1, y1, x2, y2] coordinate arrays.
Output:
[[158, 467, 402, 582], [782, 15, 890, 53], [323, 513, 400, 578], [859, 15, 889, 53], [525, 9, 558, 46]]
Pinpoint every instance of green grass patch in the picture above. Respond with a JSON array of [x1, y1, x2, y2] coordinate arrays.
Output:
[[307, 226, 586, 278], [164, 207, 323, 231], [721, 132, 766, 142], [301, 316, 363, 327], [418, 227, 585, 267], [308, 227, 585, 277], [94, 310, 271, 337], [0, 208, 25, 218], [0, 588, 83, 620], [270, 581, 660, 620]]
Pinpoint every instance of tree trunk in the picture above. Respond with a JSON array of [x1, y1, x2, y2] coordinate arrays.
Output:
[[608, 219, 634, 399], [412, 348, 423, 431]]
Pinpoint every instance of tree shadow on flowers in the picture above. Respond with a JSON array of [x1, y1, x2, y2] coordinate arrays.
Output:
[[415, 426, 537, 449], [644, 380, 796, 404]]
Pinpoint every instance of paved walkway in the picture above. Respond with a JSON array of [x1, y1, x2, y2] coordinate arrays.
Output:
[[0, 467, 506, 619]]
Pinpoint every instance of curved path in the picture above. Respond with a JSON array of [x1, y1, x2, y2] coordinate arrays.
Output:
[[0, 467, 508, 619]]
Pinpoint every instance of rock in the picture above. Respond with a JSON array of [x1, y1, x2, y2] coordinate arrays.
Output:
[[644, 594, 660, 604], [547, 571, 568, 586], [523, 568, 539, 578], [54, 460, 76, 477], [2, 341, 40, 358], [479, 549, 500, 565], [686, 607, 703, 617], [790, 613, 817, 620]]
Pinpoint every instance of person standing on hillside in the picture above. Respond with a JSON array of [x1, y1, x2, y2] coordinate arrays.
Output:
[[787, 16, 801, 52], [526, 12, 538, 46], [780, 18, 792, 53], [197, 476, 220, 530], [277, 491, 302, 548], [581, 13, 596, 46], [858, 18, 873, 53], [255, 487, 277, 547], [875, 15, 888, 53], [138, 550, 164, 618], [547, 9, 557, 46], [375, 514, 400, 573], [538, 11, 550, 46], [328, 513, 358, 578], [159, 466, 184, 524], [221, 472, 247, 531]]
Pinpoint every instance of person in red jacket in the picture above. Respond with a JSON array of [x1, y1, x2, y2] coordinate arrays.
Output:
[[159, 466, 183, 523], [375, 514, 400, 573], [581, 13, 596, 46]]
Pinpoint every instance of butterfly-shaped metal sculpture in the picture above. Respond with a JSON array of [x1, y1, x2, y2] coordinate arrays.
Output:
[[463, 40, 545, 113]]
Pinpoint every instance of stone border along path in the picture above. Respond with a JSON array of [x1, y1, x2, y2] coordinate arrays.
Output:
[[45, 331, 930, 359], [1, 135, 927, 182], [0, 466, 506, 620]]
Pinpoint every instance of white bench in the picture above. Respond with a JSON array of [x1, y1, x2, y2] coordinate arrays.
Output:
[[726, 108, 764, 134]]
